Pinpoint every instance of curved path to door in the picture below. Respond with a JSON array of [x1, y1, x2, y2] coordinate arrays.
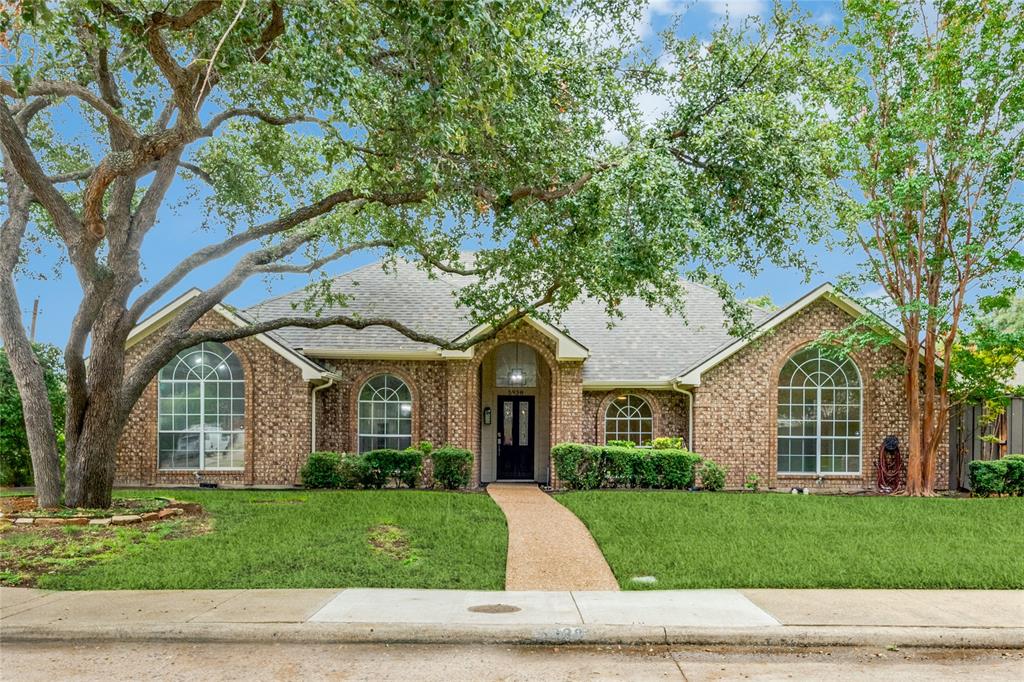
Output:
[[487, 483, 619, 591]]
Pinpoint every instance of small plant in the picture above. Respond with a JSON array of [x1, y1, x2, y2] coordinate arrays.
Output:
[[700, 459, 727, 492], [744, 472, 761, 492], [300, 451, 342, 488], [606, 440, 635, 448], [969, 459, 1008, 497], [652, 437, 684, 450], [432, 446, 474, 489]]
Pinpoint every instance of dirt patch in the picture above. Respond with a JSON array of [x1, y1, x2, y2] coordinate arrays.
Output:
[[467, 603, 521, 614], [0, 496, 39, 514], [0, 515, 210, 588], [2, 497, 170, 518], [367, 524, 417, 564]]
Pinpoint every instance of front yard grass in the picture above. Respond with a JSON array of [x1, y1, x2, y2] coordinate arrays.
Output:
[[3, 489, 506, 590], [557, 491, 1024, 589]]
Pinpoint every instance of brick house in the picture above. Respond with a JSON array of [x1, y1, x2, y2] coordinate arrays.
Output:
[[116, 258, 948, 491]]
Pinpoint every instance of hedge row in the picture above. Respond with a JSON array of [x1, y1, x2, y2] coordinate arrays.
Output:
[[300, 444, 473, 490], [552, 443, 720, 491], [969, 455, 1024, 497]]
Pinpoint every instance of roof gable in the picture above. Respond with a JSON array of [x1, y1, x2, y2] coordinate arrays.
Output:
[[126, 289, 328, 382]]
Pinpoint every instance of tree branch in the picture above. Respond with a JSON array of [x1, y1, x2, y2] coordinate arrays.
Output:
[[1, 79, 136, 141]]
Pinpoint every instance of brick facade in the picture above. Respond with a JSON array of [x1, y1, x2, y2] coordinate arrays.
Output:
[[114, 310, 312, 487], [114, 296, 943, 492], [692, 299, 949, 491]]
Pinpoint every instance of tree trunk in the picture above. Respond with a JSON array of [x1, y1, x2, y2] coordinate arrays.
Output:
[[0, 275, 62, 508], [904, 345, 925, 496]]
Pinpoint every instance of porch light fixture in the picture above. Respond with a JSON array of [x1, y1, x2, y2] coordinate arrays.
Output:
[[507, 343, 525, 386]]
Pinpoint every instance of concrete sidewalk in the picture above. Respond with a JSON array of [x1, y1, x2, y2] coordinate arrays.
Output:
[[2, 586, 1022, 649]]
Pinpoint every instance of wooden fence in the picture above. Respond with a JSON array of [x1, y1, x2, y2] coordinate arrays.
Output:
[[948, 398, 1024, 490]]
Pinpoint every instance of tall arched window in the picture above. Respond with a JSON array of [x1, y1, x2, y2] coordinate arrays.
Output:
[[158, 341, 245, 470], [604, 394, 653, 446], [358, 374, 412, 452], [777, 347, 862, 475]]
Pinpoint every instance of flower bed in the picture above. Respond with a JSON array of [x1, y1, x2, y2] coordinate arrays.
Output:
[[0, 497, 201, 526]]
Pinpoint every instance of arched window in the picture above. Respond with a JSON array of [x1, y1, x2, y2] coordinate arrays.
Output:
[[158, 341, 245, 470], [777, 347, 862, 475], [604, 394, 653, 446], [358, 374, 412, 452]]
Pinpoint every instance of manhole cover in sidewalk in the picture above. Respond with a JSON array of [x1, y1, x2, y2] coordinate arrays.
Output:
[[467, 604, 521, 614]]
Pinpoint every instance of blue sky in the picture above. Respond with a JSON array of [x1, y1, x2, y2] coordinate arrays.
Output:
[[14, 0, 848, 347]]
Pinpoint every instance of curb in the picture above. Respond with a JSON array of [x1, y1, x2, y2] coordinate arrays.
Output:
[[3, 622, 1023, 649]]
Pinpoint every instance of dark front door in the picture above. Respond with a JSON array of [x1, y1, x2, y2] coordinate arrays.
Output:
[[497, 396, 534, 480]]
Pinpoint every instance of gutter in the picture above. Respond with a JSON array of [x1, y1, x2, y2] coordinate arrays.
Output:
[[310, 374, 340, 453], [672, 380, 695, 451]]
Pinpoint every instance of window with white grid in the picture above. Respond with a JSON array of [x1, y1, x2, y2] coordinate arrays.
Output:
[[604, 394, 654, 446], [777, 347, 861, 475], [358, 374, 413, 452], [157, 342, 245, 470]]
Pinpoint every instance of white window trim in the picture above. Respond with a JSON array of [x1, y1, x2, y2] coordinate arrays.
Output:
[[357, 374, 413, 453], [777, 350, 864, 477], [158, 344, 245, 471]]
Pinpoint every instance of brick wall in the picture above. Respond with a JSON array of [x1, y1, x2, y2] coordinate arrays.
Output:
[[581, 389, 691, 448], [115, 309, 312, 487], [693, 298, 949, 491]]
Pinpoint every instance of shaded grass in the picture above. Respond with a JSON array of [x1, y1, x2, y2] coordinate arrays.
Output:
[[557, 491, 1024, 589], [1, 518, 204, 587], [36, 489, 506, 590]]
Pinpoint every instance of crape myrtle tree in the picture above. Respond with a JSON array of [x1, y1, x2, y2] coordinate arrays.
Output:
[[0, 0, 839, 508], [827, 0, 1024, 495]]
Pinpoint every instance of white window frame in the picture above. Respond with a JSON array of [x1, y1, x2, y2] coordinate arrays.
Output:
[[777, 347, 863, 476], [157, 341, 245, 471], [357, 374, 413, 453], [604, 394, 654, 447]]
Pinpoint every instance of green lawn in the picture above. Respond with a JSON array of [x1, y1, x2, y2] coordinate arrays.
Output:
[[27, 489, 507, 590], [557, 491, 1024, 589]]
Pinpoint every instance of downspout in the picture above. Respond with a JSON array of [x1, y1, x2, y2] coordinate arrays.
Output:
[[672, 381, 695, 451], [310, 375, 337, 453]]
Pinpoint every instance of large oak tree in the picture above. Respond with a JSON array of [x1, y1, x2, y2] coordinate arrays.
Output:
[[1, 0, 838, 508]]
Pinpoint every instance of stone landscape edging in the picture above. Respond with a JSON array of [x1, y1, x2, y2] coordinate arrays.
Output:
[[0, 499, 200, 526]]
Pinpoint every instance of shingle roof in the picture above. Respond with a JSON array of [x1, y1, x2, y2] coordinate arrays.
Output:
[[245, 258, 772, 383]]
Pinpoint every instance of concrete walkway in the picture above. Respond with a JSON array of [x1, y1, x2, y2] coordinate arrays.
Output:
[[486, 483, 619, 591], [3, 587, 1022, 649]]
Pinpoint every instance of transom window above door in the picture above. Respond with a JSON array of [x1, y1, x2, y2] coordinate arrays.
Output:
[[358, 374, 412, 452], [604, 394, 653, 446], [777, 347, 862, 475], [157, 341, 245, 470]]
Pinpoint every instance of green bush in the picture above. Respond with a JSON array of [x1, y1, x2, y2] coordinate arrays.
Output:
[[300, 451, 342, 488], [358, 449, 422, 489], [699, 459, 727, 491], [652, 437, 684, 450], [552, 443, 603, 490], [969, 459, 1008, 497], [337, 454, 362, 489], [744, 472, 761, 492], [1005, 455, 1024, 496], [551, 443, 701, 490], [432, 446, 474, 489], [606, 440, 635, 448], [603, 446, 639, 487]]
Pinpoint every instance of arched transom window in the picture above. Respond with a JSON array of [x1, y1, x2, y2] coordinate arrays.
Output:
[[158, 341, 245, 470], [777, 347, 862, 475], [358, 374, 412, 452], [604, 394, 653, 446]]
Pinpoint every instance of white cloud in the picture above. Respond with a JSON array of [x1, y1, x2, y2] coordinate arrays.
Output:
[[704, 0, 766, 26]]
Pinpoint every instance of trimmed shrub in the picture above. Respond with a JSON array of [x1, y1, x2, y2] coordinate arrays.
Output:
[[652, 437, 684, 450], [551, 443, 702, 490], [699, 459, 727, 491], [358, 448, 422, 489], [969, 459, 1008, 497], [300, 451, 342, 489], [651, 450, 700, 489], [552, 443, 603, 490], [432, 446, 474, 489], [606, 440, 636, 448], [603, 446, 639, 487], [337, 453, 362, 489], [1005, 455, 1024, 496]]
